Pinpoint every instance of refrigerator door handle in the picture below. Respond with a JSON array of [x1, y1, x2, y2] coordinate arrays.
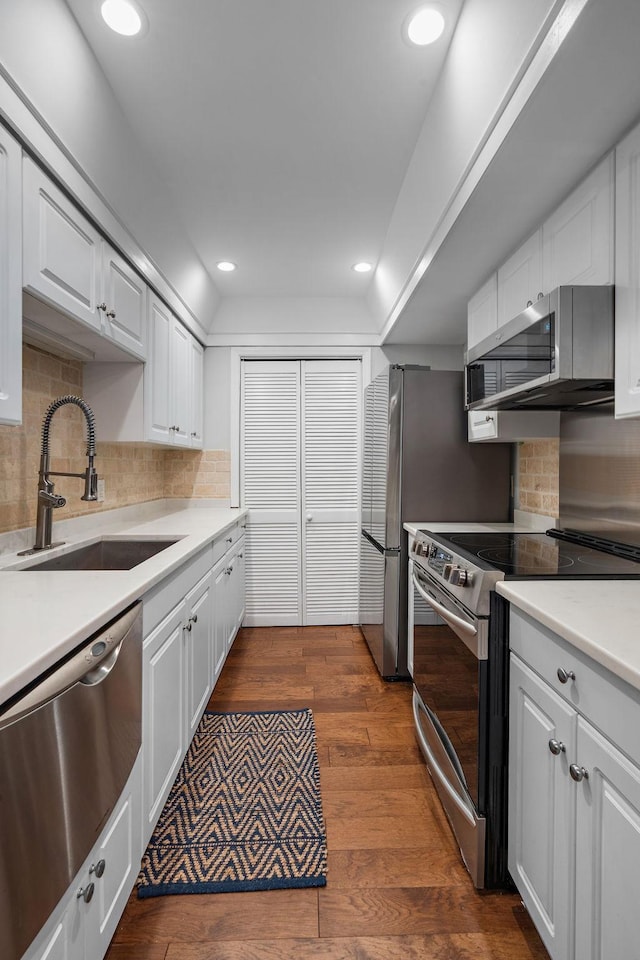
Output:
[[361, 528, 400, 555]]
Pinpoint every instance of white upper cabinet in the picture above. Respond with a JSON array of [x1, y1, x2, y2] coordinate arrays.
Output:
[[23, 156, 102, 332], [85, 291, 203, 449], [497, 230, 543, 327], [0, 124, 22, 426], [100, 244, 147, 360], [542, 153, 614, 290], [23, 157, 148, 360], [145, 293, 173, 444], [615, 120, 640, 419], [467, 273, 497, 350], [468, 154, 614, 355]]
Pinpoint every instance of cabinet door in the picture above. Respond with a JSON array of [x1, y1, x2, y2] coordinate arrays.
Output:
[[509, 654, 576, 960], [145, 292, 173, 444], [497, 230, 543, 327], [22, 918, 68, 960], [189, 335, 204, 447], [170, 317, 191, 447], [0, 125, 21, 426], [467, 274, 497, 350], [101, 244, 147, 360], [468, 410, 499, 441], [212, 555, 231, 682], [232, 535, 246, 639], [142, 603, 186, 840], [542, 153, 614, 290], [574, 718, 640, 960], [615, 122, 640, 419], [185, 570, 213, 737], [23, 157, 102, 332], [86, 756, 142, 960]]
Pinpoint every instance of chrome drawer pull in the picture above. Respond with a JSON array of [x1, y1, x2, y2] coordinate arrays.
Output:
[[557, 667, 576, 684], [77, 882, 95, 903], [548, 739, 565, 756]]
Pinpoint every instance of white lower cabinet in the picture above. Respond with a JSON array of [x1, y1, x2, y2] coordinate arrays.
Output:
[[24, 755, 142, 960], [142, 600, 187, 839], [23, 521, 247, 960], [509, 610, 640, 960], [185, 569, 213, 739]]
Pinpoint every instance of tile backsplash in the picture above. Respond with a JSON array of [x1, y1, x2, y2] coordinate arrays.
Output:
[[0, 345, 230, 535], [516, 438, 560, 519]]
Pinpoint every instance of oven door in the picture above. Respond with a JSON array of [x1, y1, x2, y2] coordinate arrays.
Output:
[[411, 565, 487, 887]]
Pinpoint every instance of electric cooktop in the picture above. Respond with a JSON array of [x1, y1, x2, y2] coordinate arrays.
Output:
[[429, 530, 640, 579]]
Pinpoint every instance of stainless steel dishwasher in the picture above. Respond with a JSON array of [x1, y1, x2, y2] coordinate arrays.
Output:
[[0, 601, 143, 960]]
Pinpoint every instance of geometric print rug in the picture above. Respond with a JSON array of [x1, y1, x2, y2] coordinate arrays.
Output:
[[137, 708, 327, 896]]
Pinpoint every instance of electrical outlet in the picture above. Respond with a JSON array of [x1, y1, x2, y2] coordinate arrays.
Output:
[[97, 478, 106, 502]]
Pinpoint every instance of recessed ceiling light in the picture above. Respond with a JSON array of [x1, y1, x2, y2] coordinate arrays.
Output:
[[101, 0, 144, 36], [352, 262, 372, 273], [406, 7, 445, 46], [217, 261, 236, 272]]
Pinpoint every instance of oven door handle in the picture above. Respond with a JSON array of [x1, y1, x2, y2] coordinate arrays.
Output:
[[412, 692, 476, 828], [412, 572, 487, 660]]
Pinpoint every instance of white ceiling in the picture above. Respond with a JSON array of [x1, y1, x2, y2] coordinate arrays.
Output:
[[62, 0, 640, 345], [64, 0, 462, 303]]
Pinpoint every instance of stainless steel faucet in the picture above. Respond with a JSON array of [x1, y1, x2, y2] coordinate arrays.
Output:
[[21, 395, 98, 554]]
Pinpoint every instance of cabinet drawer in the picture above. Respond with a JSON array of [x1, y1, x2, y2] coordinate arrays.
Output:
[[143, 544, 213, 634], [510, 609, 640, 766], [212, 519, 246, 565]]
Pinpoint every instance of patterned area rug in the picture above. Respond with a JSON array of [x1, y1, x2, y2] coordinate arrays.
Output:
[[137, 708, 327, 896]]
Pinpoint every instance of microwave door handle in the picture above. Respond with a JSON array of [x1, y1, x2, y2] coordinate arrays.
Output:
[[412, 572, 485, 659]]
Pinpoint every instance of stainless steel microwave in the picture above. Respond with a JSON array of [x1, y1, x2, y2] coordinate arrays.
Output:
[[465, 285, 614, 411]]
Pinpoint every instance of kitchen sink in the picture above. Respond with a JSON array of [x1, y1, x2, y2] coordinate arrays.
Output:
[[16, 538, 181, 571]]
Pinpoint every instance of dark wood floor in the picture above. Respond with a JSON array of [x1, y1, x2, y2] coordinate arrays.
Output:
[[106, 625, 550, 960]]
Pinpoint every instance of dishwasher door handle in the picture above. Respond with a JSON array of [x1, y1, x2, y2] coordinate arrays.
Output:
[[0, 601, 141, 728]]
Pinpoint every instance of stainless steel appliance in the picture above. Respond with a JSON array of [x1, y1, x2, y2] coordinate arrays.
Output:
[[359, 365, 511, 679], [465, 285, 614, 411], [0, 602, 143, 960], [410, 439, 640, 889]]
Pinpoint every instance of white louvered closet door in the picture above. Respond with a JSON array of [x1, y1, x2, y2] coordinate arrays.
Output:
[[301, 360, 361, 625], [241, 359, 361, 626], [241, 361, 302, 625]]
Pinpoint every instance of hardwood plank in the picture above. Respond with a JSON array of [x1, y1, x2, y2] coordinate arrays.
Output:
[[325, 814, 454, 850], [327, 848, 469, 888], [163, 931, 546, 960], [115, 889, 319, 943], [328, 744, 424, 766], [322, 788, 435, 820], [312, 696, 369, 712], [320, 765, 430, 791], [318, 887, 526, 938], [105, 944, 168, 960]]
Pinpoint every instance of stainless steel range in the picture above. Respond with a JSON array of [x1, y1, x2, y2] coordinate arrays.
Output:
[[409, 520, 640, 889]]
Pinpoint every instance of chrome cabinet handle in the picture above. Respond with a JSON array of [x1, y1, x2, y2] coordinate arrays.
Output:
[[90, 859, 106, 878], [526, 300, 533, 307], [226, 537, 233, 544], [557, 667, 576, 684], [548, 739, 565, 756], [485, 415, 494, 423], [569, 764, 589, 782], [77, 882, 95, 903], [98, 302, 107, 312], [191, 614, 198, 624], [106, 309, 116, 318], [537, 291, 544, 300]]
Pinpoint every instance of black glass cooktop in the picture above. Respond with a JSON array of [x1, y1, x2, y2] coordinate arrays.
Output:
[[431, 530, 640, 579]]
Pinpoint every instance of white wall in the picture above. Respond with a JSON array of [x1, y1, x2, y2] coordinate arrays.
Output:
[[367, 0, 564, 331], [369, 345, 464, 383], [210, 296, 377, 339], [0, 0, 220, 330], [204, 347, 232, 450]]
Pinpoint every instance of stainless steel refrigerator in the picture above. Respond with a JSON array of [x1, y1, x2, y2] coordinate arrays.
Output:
[[359, 365, 512, 678]]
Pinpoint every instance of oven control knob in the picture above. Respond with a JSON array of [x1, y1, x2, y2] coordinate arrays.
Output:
[[449, 567, 472, 587]]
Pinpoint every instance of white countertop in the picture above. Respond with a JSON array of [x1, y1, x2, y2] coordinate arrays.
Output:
[[497, 580, 640, 693], [0, 504, 247, 709]]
